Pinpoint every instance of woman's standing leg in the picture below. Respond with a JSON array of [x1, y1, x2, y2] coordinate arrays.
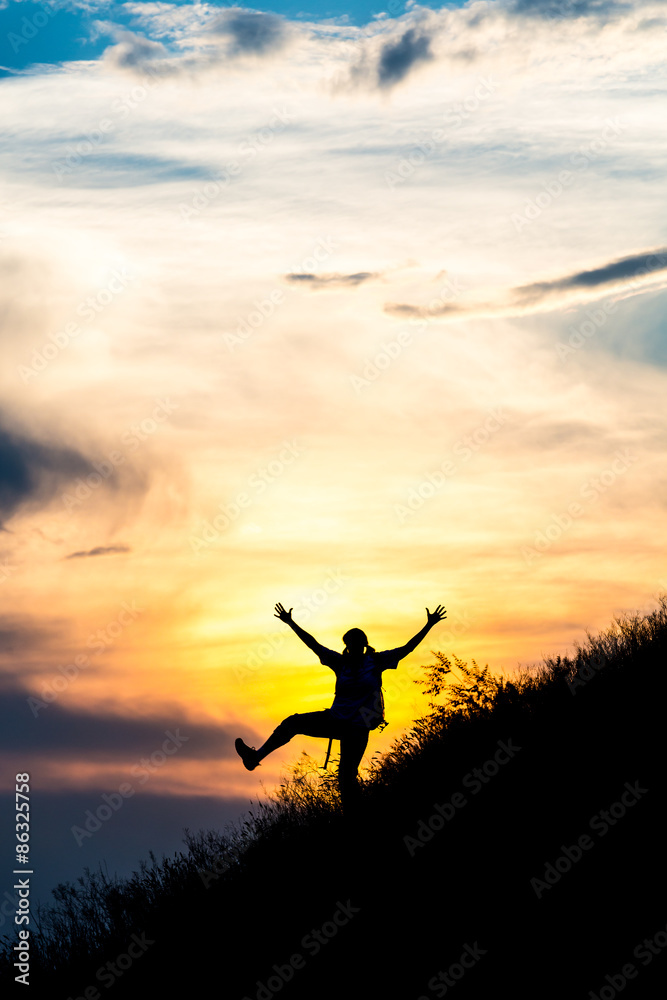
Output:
[[338, 725, 369, 815]]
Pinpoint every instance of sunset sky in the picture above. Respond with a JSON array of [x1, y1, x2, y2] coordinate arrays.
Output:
[[2, 0, 667, 908]]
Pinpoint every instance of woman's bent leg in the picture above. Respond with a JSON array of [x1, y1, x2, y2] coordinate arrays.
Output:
[[255, 710, 334, 762]]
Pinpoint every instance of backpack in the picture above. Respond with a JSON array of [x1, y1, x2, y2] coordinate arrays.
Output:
[[322, 667, 388, 769]]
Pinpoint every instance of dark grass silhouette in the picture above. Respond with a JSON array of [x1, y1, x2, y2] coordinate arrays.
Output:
[[3, 599, 667, 999]]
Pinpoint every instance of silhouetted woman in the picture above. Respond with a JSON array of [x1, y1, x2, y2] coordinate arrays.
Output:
[[235, 601, 446, 813]]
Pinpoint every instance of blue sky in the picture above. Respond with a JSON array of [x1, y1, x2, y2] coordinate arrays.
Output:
[[0, 0, 466, 74], [1, 1, 103, 72]]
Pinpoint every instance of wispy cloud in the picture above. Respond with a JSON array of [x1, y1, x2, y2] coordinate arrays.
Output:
[[385, 248, 667, 321], [509, 0, 631, 19], [514, 248, 667, 305], [283, 271, 380, 290], [99, 7, 297, 79], [100, 28, 168, 72], [65, 545, 131, 560]]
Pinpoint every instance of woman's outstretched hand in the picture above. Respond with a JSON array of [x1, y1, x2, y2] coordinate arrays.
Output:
[[274, 602, 294, 623], [426, 605, 447, 626]]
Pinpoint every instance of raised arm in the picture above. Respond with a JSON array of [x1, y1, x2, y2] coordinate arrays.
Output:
[[274, 602, 323, 655], [394, 605, 447, 659]]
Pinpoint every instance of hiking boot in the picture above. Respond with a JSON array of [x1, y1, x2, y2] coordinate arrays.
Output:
[[235, 738, 260, 771]]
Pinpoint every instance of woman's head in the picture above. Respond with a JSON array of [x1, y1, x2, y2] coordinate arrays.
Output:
[[342, 628, 368, 653]]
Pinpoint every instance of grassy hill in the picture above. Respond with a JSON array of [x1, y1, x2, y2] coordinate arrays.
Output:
[[4, 599, 667, 999]]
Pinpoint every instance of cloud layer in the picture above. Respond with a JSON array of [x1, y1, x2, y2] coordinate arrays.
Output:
[[0, 680, 244, 758], [385, 248, 667, 321]]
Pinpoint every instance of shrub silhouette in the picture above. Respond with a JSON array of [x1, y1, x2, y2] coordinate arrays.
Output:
[[3, 598, 666, 999]]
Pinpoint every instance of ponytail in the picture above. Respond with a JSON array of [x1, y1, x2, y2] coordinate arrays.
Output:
[[342, 645, 375, 675]]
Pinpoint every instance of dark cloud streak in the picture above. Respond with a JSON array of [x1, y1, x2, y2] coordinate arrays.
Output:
[[385, 247, 667, 320], [283, 272, 380, 290], [65, 545, 131, 560], [0, 410, 151, 528], [0, 617, 64, 655], [0, 684, 247, 760], [0, 415, 96, 527], [509, 0, 630, 18], [346, 20, 438, 92], [514, 247, 667, 306], [377, 27, 434, 88], [210, 9, 291, 57]]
